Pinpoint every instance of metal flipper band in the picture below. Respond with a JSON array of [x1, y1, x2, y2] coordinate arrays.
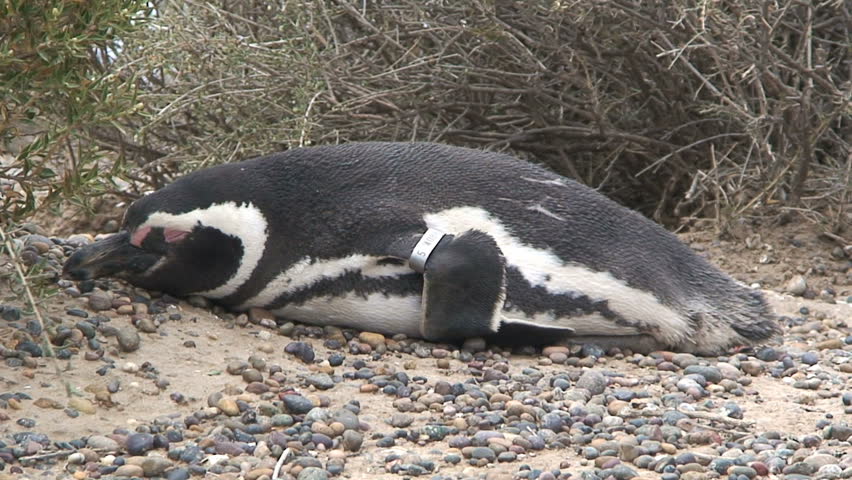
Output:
[[409, 228, 446, 273]]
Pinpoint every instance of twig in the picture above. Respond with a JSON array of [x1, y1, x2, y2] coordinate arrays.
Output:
[[677, 406, 756, 429], [620, 407, 755, 430], [819, 231, 849, 246], [271, 447, 292, 480], [0, 223, 70, 398], [298, 91, 323, 148]]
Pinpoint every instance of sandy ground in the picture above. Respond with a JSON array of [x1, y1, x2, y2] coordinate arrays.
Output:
[[1, 217, 850, 479]]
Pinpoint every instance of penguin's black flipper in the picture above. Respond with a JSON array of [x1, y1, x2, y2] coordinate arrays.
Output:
[[419, 230, 507, 341]]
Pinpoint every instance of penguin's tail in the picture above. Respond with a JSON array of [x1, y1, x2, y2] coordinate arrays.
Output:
[[684, 286, 781, 355]]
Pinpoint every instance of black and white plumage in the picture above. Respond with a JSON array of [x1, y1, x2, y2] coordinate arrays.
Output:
[[63, 142, 779, 354]]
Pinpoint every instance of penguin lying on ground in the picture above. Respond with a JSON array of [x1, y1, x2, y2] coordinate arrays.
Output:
[[63, 142, 779, 354]]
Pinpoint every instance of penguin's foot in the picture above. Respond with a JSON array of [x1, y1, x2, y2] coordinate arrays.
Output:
[[420, 230, 506, 341]]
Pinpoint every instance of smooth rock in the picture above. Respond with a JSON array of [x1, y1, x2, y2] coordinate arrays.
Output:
[[470, 446, 497, 462], [358, 332, 386, 349], [305, 373, 334, 390], [113, 464, 145, 477], [297, 467, 329, 480], [282, 395, 314, 414], [88, 291, 113, 311], [116, 328, 141, 352], [576, 369, 607, 395], [86, 435, 120, 450], [69, 397, 96, 415], [342, 430, 363, 452], [786, 275, 807, 296], [217, 398, 241, 416], [126, 433, 154, 455]]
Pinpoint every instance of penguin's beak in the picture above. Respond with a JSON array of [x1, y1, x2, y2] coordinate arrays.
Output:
[[63, 231, 162, 281]]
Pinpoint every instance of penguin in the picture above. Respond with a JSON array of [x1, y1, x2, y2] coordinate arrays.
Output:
[[63, 142, 779, 354]]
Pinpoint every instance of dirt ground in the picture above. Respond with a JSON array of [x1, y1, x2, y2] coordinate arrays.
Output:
[[1, 215, 850, 479]]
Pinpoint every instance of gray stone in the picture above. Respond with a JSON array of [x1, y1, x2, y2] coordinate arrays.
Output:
[[672, 353, 699, 368], [304, 373, 334, 390], [342, 430, 363, 452], [806, 454, 840, 468], [86, 435, 120, 451], [576, 369, 607, 395], [683, 365, 722, 383], [390, 413, 414, 428], [470, 446, 497, 462], [331, 409, 360, 431], [116, 327, 140, 352], [88, 291, 113, 311], [541, 412, 564, 432], [140, 456, 173, 476], [282, 394, 313, 414], [298, 467, 329, 480], [126, 433, 154, 455], [786, 275, 807, 296]]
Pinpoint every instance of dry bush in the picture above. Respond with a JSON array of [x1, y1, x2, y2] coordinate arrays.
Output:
[[10, 0, 852, 229]]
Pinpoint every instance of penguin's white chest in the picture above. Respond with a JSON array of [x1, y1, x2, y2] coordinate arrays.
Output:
[[271, 293, 424, 338], [239, 254, 424, 337]]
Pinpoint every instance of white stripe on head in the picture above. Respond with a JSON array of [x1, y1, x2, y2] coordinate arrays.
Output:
[[241, 254, 411, 309], [139, 202, 268, 298], [423, 206, 691, 344]]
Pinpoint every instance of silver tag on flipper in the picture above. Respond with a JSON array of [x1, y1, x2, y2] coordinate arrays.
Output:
[[409, 228, 446, 273]]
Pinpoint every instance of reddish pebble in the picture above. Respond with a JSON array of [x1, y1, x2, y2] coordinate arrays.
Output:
[[657, 361, 678, 371], [750, 462, 769, 476]]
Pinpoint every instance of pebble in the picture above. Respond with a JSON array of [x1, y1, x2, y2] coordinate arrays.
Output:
[[127, 456, 172, 476], [135, 316, 157, 332], [342, 430, 363, 451], [3, 225, 850, 480], [116, 327, 141, 352], [113, 464, 145, 477], [683, 365, 722, 383], [126, 433, 154, 455], [470, 446, 497, 462], [86, 435, 120, 450], [739, 361, 764, 376], [297, 467, 329, 480], [166, 468, 190, 480], [68, 397, 96, 414], [217, 398, 241, 416], [786, 275, 808, 295], [358, 332, 386, 349], [88, 291, 113, 311], [282, 394, 314, 414], [390, 413, 414, 428], [285, 342, 316, 363], [576, 369, 607, 395], [305, 373, 334, 390], [801, 352, 820, 365]]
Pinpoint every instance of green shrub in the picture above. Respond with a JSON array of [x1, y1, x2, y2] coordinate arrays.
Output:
[[0, 0, 150, 220]]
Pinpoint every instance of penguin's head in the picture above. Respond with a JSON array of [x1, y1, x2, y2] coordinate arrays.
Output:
[[63, 183, 268, 299]]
